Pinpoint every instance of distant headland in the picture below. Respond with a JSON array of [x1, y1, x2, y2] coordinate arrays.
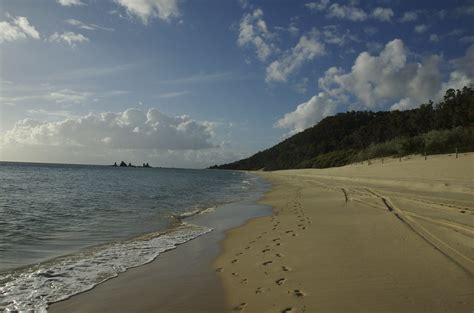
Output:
[[112, 161, 152, 168]]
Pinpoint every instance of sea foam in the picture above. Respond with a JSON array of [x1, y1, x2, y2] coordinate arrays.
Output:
[[0, 223, 212, 312]]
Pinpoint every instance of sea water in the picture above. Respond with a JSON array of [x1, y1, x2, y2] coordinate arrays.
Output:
[[0, 162, 268, 312]]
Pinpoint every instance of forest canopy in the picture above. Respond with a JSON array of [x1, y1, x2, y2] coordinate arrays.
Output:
[[211, 86, 474, 171]]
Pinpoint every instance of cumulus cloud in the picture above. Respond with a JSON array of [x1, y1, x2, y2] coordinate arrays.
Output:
[[265, 33, 325, 82], [320, 39, 444, 109], [326, 3, 368, 21], [49, 31, 89, 47], [451, 44, 474, 83], [237, 9, 275, 62], [57, 0, 85, 6], [275, 92, 337, 134], [114, 0, 179, 24], [1, 108, 215, 150], [276, 40, 474, 134], [0, 16, 40, 43], [371, 7, 394, 22]]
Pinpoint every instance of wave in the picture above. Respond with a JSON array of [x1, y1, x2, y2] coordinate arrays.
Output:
[[173, 206, 216, 220], [0, 223, 212, 312]]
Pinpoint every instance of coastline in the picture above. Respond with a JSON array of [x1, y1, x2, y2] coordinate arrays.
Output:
[[214, 153, 474, 312], [49, 185, 271, 313]]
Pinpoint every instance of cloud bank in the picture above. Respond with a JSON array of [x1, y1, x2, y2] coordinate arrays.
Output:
[[1, 108, 215, 150]]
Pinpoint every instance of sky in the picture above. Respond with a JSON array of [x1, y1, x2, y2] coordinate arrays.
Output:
[[0, 0, 473, 168]]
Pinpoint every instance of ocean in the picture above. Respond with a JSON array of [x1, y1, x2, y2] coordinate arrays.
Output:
[[0, 162, 268, 312]]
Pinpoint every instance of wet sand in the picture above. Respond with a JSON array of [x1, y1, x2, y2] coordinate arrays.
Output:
[[49, 199, 270, 313], [214, 153, 474, 312]]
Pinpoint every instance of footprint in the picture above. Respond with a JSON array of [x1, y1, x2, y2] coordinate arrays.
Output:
[[245, 246, 251, 250], [281, 307, 294, 313], [285, 230, 294, 233], [293, 289, 305, 297], [275, 243, 281, 246], [273, 238, 281, 242], [232, 272, 239, 277], [241, 278, 248, 284], [233, 302, 247, 311], [262, 261, 273, 266], [282, 266, 291, 272], [231, 259, 238, 264], [262, 248, 271, 253], [215, 267, 223, 272], [276, 253, 284, 257], [276, 278, 286, 285], [255, 287, 263, 294]]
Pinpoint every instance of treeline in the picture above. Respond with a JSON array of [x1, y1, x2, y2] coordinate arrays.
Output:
[[211, 87, 474, 171]]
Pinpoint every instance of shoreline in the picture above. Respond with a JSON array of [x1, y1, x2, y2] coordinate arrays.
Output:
[[48, 184, 271, 313], [214, 153, 474, 312]]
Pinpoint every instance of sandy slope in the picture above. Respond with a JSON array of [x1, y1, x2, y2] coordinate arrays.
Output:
[[214, 153, 474, 313]]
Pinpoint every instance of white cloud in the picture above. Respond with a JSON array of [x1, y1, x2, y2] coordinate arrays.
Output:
[[305, 0, 330, 12], [322, 4, 394, 22], [452, 44, 474, 81], [320, 25, 358, 46], [1, 108, 215, 150], [65, 19, 114, 31], [57, 0, 85, 6], [49, 31, 89, 47], [265, 32, 325, 82], [237, 9, 275, 62], [277, 40, 474, 133], [326, 3, 368, 21], [371, 7, 394, 22], [114, 0, 179, 24], [414, 24, 429, 34], [400, 11, 418, 22], [0, 16, 40, 43], [275, 92, 337, 134]]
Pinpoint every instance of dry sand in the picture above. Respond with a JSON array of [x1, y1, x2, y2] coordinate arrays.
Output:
[[214, 153, 474, 313]]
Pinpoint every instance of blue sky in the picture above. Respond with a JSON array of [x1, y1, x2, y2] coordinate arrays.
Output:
[[0, 0, 473, 167]]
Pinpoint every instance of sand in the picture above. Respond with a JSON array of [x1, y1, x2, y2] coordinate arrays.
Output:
[[49, 199, 270, 313], [214, 153, 474, 312]]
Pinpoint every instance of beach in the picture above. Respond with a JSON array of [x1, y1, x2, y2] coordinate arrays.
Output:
[[215, 153, 474, 312], [47, 153, 474, 312]]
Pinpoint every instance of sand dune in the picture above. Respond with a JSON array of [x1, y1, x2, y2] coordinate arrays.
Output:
[[214, 153, 474, 312]]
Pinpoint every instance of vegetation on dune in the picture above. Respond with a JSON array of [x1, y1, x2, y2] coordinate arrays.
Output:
[[211, 86, 474, 171]]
